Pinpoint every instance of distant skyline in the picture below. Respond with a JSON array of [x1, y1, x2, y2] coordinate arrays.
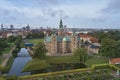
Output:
[[0, 0, 120, 29]]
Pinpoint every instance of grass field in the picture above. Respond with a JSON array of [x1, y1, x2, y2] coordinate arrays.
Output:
[[23, 59, 50, 72], [85, 56, 108, 67], [23, 55, 108, 72], [28, 39, 44, 45], [46, 56, 77, 63]]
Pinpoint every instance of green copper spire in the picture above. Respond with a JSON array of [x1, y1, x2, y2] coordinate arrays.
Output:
[[59, 19, 63, 29]]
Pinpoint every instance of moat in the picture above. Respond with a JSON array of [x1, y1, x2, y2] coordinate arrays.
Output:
[[8, 48, 32, 76]]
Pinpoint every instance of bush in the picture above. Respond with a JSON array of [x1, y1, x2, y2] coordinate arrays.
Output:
[[6, 76, 17, 80], [2, 57, 15, 73], [0, 66, 4, 71], [1, 66, 9, 74], [109, 65, 120, 71], [92, 64, 110, 70], [0, 77, 5, 80], [12, 48, 20, 57]]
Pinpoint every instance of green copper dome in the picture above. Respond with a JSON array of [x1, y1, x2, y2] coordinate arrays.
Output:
[[63, 37, 67, 41]]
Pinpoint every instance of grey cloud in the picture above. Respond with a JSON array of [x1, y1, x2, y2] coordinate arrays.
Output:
[[102, 0, 120, 14], [50, 9, 64, 17], [41, 8, 69, 18], [93, 0, 120, 22]]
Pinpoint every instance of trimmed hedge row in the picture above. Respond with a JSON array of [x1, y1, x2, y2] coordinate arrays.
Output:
[[93, 64, 120, 71], [17, 64, 120, 80]]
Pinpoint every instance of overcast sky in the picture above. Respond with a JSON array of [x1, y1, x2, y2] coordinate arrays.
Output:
[[0, 0, 120, 29]]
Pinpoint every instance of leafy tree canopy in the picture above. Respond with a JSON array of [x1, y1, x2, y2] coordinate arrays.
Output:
[[100, 38, 120, 58], [73, 48, 88, 63], [33, 42, 47, 59]]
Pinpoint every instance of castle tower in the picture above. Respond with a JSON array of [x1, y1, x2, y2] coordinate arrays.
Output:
[[62, 37, 67, 54], [58, 19, 64, 36], [51, 34, 57, 55], [71, 31, 79, 53]]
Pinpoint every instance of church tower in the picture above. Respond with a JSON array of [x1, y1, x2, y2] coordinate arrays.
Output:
[[59, 19, 63, 29], [58, 19, 64, 36]]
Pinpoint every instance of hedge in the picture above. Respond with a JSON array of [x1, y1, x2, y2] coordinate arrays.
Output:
[[18, 64, 120, 80], [0, 66, 4, 71]]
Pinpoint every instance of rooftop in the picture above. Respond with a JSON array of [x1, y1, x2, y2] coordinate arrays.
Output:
[[110, 58, 120, 64]]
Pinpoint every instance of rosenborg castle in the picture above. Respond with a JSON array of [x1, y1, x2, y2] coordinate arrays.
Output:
[[44, 19, 81, 55]]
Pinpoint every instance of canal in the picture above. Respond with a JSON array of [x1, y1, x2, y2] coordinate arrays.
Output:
[[8, 48, 32, 76]]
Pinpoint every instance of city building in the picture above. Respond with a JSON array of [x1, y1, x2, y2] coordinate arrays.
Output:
[[44, 19, 81, 55]]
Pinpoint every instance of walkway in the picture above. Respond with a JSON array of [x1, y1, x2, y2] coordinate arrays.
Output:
[[1, 45, 16, 67]]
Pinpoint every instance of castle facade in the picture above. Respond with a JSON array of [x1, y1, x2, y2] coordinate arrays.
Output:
[[44, 19, 81, 55]]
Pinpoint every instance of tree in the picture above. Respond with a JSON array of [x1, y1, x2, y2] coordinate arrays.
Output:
[[33, 42, 47, 59], [114, 40, 120, 57], [0, 39, 9, 55], [7, 36, 16, 42], [73, 48, 88, 63], [26, 33, 32, 39], [99, 38, 118, 58]]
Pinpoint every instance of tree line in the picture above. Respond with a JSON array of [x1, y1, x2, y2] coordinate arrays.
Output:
[[26, 32, 44, 39], [90, 30, 120, 58], [0, 35, 22, 56]]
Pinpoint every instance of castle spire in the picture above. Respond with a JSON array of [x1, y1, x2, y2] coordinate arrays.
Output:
[[59, 19, 63, 29]]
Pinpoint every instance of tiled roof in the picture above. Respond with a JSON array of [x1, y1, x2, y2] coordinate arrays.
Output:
[[90, 38, 99, 43], [110, 58, 120, 64], [79, 34, 92, 38], [79, 33, 98, 43]]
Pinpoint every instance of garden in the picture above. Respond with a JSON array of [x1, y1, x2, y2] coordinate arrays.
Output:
[[23, 55, 108, 73], [18, 64, 120, 80]]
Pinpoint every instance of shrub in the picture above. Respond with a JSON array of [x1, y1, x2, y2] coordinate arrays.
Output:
[[12, 48, 20, 57], [6, 76, 17, 80], [1, 66, 9, 74]]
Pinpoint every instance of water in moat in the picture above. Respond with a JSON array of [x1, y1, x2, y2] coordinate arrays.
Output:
[[8, 48, 32, 76]]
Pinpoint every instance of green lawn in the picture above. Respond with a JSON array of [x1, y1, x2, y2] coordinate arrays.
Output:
[[23, 55, 108, 72], [22, 59, 50, 72], [46, 56, 77, 63], [28, 39, 44, 45], [85, 56, 108, 66]]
